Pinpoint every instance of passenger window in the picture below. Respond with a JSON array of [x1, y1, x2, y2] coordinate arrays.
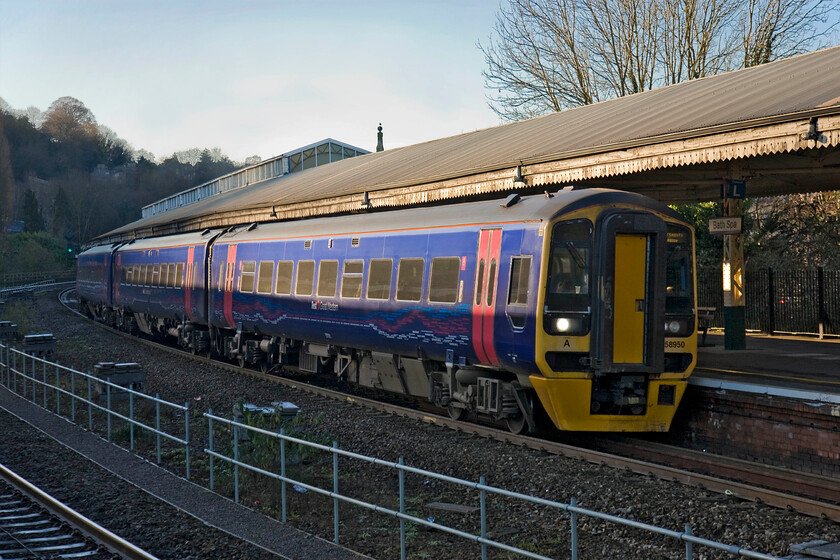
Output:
[[168, 264, 176, 287], [226, 263, 235, 292], [296, 260, 315, 296], [341, 260, 364, 298], [429, 257, 460, 303], [176, 263, 185, 288], [396, 258, 424, 302], [486, 259, 497, 306], [367, 259, 392, 300], [240, 261, 256, 292], [126, 266, 133, 285], [152, 264, 161, 287], [317, 260, 339, 297], [508, 256, 531, 305], [218, 263, 225, 291], [475, 259, 485, 305], [256, 261, 274, 294], [160, 264, 168, 287], [275, 261, 293, 294]]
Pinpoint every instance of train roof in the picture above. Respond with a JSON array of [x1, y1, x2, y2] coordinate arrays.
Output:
[[82, 189, 686, 254], [94, 46, 840, 246]]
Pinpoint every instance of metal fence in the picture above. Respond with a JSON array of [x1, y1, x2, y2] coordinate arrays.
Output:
[[0, 342, 190, 477], [698, 267, 839, 337], [0, 340, 789, 559], [0, 270, 76, 289], [204, 411, 784, 560]]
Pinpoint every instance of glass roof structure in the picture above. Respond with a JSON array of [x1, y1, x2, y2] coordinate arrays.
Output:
[[141, 139, 369, 219]]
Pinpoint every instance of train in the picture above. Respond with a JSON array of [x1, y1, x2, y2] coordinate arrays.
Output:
[[77, 188, 698, 433]]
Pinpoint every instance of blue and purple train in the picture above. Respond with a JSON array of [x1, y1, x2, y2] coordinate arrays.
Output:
[[77, 188, 697, 432]]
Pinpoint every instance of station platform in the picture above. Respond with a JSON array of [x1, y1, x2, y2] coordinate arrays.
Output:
[[692, 332, 840, 401]]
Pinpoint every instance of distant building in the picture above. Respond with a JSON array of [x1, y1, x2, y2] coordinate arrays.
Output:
[[141, 138, 369, 219]]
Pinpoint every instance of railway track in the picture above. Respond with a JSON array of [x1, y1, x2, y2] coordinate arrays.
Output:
[[57, 288, 840, 524], [0, 462, 157, 560]]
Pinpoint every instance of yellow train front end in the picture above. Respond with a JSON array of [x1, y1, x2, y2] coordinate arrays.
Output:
[[531, 201, 697, 432]]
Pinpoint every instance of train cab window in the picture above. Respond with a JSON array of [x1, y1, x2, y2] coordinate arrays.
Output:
[[256, 261, 274, 294], [367, 259, 392, 300], [429, 257, 460, 303], [396, 258, 424, 302], [666, 225, 694, 314], [296, 260, 315, 296], [508, 256, 531, 305], [317, 260, 339, 297], [240, 261, 256, 292], [175, 263, 184, 288], [341, 261, 364, 298], [275, 261, 293, 294], [546, 220, 591, 313]]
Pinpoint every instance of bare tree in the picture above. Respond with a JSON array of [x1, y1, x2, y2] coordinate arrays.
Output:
[[482, 0, 840, 119]]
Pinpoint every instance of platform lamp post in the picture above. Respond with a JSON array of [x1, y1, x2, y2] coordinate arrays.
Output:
[[721, 180, 746, 350]]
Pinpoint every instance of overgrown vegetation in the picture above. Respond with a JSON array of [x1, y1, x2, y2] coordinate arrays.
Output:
[[0, 96, 241, 245]]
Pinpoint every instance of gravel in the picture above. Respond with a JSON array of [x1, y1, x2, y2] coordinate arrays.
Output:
[[1, 290, 838, 560]]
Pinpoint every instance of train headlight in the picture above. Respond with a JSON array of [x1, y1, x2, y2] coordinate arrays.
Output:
[[664, 316, 693, 337], [545, 313, 590, 335]]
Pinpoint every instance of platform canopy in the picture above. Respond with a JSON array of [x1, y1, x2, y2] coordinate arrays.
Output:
[[98, 46, 840, 244]]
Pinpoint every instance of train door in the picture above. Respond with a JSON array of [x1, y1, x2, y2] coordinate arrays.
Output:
[[597, 213, 666, 373], [185, 246, 196, 321], [222, 244, 237, 328], [472, 228, 502, 365]]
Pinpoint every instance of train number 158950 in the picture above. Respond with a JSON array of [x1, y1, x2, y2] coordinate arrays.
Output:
[[664, 340, 686, 349]]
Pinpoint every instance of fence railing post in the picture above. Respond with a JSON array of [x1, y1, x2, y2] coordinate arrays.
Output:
[[480, 476, 487, 560], [208, 409, 214, 490], [106, 382, 112, 441], [281, 428, 287, 524], [233, 424, 239, 504], [156, 395, 161, 464], [399, 457, 406, 560], [685, 524, 693, 560], [571, 497, 578, 560], [42, 359, 47, 407], [184, 402, 190, 480], [87, 373, 92, 431], [71, 369, 75, 422], [55, 361, 60, 415], [129, 391, 135, 450], [333, 440, 339, 544]]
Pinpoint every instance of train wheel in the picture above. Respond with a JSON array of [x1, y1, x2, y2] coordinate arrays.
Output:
[[237, 355, 247, 369], [447, 404, 466, 421], [506, 414, 528, 435]]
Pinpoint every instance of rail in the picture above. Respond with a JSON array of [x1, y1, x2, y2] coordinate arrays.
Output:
[[204, 411, 785, 560], [0, 342, 191, 478], [0, 462, 160, 560]]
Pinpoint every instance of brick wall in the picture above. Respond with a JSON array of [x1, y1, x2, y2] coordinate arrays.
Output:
[[668, 386, 840, 478]]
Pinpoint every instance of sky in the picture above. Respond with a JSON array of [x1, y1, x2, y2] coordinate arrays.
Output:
[[0, 0, 502, 163]]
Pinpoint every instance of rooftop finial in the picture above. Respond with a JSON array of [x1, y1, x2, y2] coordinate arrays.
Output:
[[376, 123, 384, 152]]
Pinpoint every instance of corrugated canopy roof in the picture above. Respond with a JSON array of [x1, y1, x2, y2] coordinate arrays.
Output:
[[100, 46, 840, 244]]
